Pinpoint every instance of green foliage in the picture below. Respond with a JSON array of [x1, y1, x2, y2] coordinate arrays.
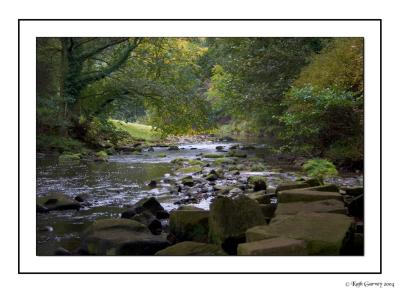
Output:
[[302, 159, 338, 181], [96, 151, 108, 160], [85, 117, 131, 147], [37, 134, 84, 153], [58, 153, 82, 162], [110, 120, 160, 142]]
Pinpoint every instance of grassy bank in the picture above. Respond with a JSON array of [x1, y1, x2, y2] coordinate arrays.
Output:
[[110, 120, 161, 142]]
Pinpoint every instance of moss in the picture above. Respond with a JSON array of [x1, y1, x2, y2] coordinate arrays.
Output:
[[177, 165, 202, 174], [96, 150, 108, 161], [171, 158, 187, 165], [215, 157, 237, 165], [187, 159, 205, 166], [250, 163, 266, 171], [226, 150, 247, 158], [156, 152, 167, 158], [203, 153, 225, 159], [247, 176, 267, 185], [58, 153, 81, 162]]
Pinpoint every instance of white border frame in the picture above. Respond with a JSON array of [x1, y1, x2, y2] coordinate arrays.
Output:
[[19, 20, 381, 273]]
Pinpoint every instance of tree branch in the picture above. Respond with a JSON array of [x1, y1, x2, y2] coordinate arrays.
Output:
[[78, 38, 130, 61]]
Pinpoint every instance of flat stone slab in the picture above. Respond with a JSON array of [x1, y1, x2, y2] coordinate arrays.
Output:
[[83, 219, 169, 255], [275, 199, 347, 215], [246, 212, 354, 255], [237, 237, 307, 256], [36, 193, 81, 211], [277, 188, 342, 203], [155, 241, 226, 256]]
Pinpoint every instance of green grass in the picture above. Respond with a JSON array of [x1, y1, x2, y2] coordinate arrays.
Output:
[[110, 119, 161, 142]]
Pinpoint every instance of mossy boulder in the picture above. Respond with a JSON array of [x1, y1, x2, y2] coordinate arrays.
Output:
[[169, 210, 209, 242], [245, 212, 354, 255], [276, 199, 347, 216], [156, 152, 167, 158], [208, 196, 265, 254], [95, 150, 108, 162], [238, 237, 307, 256], [342, 186, 364, 196], [155, 241, 226, 256], [246, 190, 270, 204], [83, 218, 169, 255], [277, 188, 342, 203], [206, 173, 218, 181], [226, 150, 247, 158], [215, 157, 237, 165], [187, 159, 205, 166], [36, 193, 81, 211], [247, 176, 267, 191], [58, 153, 81, 162], [181, 176, 195, 187], [177, 165, 202, 174]]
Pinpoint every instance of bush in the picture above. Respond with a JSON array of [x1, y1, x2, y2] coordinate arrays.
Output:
[[302, 159, 338, 182], [37, 134, 85, 153]]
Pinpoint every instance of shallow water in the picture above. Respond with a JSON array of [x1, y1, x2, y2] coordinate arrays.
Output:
[[36, 141, 363, 255]]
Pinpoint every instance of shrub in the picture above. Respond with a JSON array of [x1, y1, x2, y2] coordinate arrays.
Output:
[[302, 158, 338, 183]]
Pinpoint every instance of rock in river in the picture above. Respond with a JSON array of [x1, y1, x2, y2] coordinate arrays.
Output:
[[155, 241, 226, 256], [237, 237, 307, 256], [208, 196, 265, 254], [36, 192, 81, 211], [82, 218, 169, 255], [169, 209, 209, 242], [245, 212, 354, 255]]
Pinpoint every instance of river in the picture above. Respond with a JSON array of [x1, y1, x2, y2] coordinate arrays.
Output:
[[36, 141, 363, 255]]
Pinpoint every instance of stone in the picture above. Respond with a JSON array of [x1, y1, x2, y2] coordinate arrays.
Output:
[[275, 182, 311, 193], [36, 193, 81, 211], [148, 147, 155, 152], [177, 205, 205, 211], [54, 247, 72, 256], [342, 186, 364, 196], [216, 145, 225, 151], [148, 180, 157, 188], [208, 196, 265, 254], [277, 189, 343, 203], [246, 212, 354, 255], [246, 190, 270, 204], [237, 237, 307, 256], [227, 150, 247, 158], [131, 211, 162, 235], [168, 145, 180, 151], [177, 166, 202, 174], [156, 210, 170, 219], [95, 150, 108, 162], [169, 210, 209, 242], [83, 219, 169, 255], [155, 241, 226, 256], [345, 194, 364, 218], [259, 203, 277, 221], [275, 199, 347, 215], [229, 187, 244, 197], [58, 153, 81, 162], [122, 197, 164, 218], [206, 173, 218, 181], [182, 176, 195, 187], [247, 176, 267, 192], [305, 184, 339, 192]]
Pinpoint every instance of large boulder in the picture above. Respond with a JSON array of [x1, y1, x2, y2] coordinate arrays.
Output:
[[277, 188, 342, 203], [155, 241, 226, 256], [344, 194, 364, 219], [36, 193, 81, 211], [247, 176, 267, 192], [246, 212, 354, 255], [237, 237, 307, 256], [246, 190, 270, 204], [83, 218, 169, 255], [275, 181, 317, 193], [259, 203, 277, 222], [169, 210, 209, 242], [121, 197, 164, 218], [275, 199, 347, 216], [208, 196, 265, 254]]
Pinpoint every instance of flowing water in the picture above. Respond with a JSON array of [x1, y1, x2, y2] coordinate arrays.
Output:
[[36, 141, 363, 255]]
